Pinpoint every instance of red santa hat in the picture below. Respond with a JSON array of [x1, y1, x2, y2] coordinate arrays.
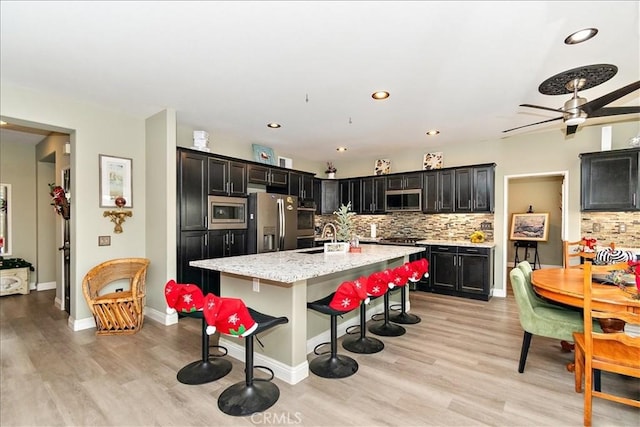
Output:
[[379, 268, 396, 289], [164, 280, 205, 314], [391, 266, 410, 288], [203, 294, 258, 337], [366, 271, 388, 297], [329, 280, 369, 311], [411, 258, 430, 279]]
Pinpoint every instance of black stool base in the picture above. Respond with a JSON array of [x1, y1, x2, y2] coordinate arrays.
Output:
[[177, 358, 233, 385], [368, 321, 406, 337], [342, 335, 384, 354], [389, 311, 421, 325], [309, 354, 358, 379], [218, 380, 280, 416]]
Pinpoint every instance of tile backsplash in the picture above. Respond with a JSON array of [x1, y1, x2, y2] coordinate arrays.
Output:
[[580, 211, 639, 248], [316, 212, 495, 242]]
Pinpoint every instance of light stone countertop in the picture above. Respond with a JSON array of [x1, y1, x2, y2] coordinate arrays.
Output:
[[415, 239, 496, 248], [190, 244, 425, 283]]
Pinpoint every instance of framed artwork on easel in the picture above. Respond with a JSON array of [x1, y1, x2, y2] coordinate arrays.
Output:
[[509, 213, 549, 242]]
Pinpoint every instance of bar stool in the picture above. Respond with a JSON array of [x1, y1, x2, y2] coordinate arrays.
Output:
[[342, 275, 384, 354], [164, 280, 232, 385], [307, 280, 368, 378], [389, 260, 428, 325], [368, 268, 406, 337], [203, 295, 289, 416], [176, 311, 233, 384]]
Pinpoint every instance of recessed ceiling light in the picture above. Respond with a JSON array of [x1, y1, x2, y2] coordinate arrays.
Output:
[[564, 28, 598, 45], [371, 91, 390, 100], [336, 147, 347, 152], [267, 122, 281, 128], [426, 130, 440, 136]]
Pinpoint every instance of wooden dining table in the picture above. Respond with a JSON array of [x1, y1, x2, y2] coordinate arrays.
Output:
[[531, 267, 640, 315]]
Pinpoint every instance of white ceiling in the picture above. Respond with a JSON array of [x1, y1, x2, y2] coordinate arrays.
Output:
[[1, 1, 639, 161]]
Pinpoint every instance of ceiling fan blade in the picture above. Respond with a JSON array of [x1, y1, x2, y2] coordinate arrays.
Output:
[[581, 80, 640, 115], [587, 106, 640, 117], [503, 116, 563, 133], [566, 125, 579, 135], [520, 103, 563, 113]]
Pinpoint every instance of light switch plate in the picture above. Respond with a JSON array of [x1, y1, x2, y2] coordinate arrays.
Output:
[[98, 236, 111, 246]]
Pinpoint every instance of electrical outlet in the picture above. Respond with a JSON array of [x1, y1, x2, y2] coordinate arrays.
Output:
[[592, 223, 601, 232], [618, 223, 626, 233], [252, 278, 260, 292], [98, 236, 111, 246]]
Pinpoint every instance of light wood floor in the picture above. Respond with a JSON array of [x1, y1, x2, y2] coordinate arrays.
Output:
[[1, 288, 638, 426]]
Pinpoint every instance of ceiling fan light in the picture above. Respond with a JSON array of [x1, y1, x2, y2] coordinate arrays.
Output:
[[565, 116, 586, 126]]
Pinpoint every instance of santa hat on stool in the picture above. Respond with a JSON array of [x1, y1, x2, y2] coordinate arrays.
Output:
[[164, 280, 205, 314], [390, 266, 410, 288], [203, 294, 258, 337], [329, 280, 369, 311], [365, 271, 388, 297], [411, 258, 430, 279]]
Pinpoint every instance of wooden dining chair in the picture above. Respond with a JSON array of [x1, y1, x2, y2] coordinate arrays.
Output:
[[572, 261, 640, 426], [563, 240, 585, 269]]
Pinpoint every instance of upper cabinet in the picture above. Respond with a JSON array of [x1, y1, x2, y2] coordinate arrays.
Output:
[[423, 164, 495, 214], [316, 179, 340, 214], [178, 150, 208, 231], [247, 164, 288, 188], [386, 172, 422, 190], [208, 157, 247, 197], [339, 178, 362, 213], [361, 176, 386, 214], [289, 171, 314, 201], [581, 148, 639, 211]]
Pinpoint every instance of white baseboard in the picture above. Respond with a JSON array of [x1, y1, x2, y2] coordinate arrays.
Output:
[[36, 281, 56, 291], [69, 306, 178, 332]]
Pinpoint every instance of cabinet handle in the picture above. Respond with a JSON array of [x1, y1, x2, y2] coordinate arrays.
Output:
[[634, 193, 637, 206], [230, 233, 235, 245], [225, 234, 229, 245], [205, 233, 208, 246], [466, 249, 479, 253], [453, 257, 457, 267], [230, 182, 234, 194], [204, 215, 208, 228]]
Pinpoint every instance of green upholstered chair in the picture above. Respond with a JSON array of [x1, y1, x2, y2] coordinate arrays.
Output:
[[509, 262, 600, 373]]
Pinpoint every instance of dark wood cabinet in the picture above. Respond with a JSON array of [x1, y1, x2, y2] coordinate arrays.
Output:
[[580, 148, 639, 211], [208, 157, 247, 196], [248, 164, 288, 188], [178, 150, 208, 231], [386, 172, 422, 190], [423, 165, 494, 213], [289, 171, 314, 200], [429, 244, 493, 301], [209, 229, 247, 258], [423, 170, 454, 213], [177, 230, 213, 293], [339, 179, 362, 213], [361, 176, 386, 213], [318, 179, 340, 214]]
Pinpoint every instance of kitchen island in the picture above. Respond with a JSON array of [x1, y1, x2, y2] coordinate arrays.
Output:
[[191, 244, 425, 384]]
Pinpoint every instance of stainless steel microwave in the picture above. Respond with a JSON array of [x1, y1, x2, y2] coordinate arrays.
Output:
[[385, 189, 422, 212], [207, 196, 247, 229]]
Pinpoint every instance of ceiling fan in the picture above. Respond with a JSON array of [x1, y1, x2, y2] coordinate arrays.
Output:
[[504, 65, 640, 135]]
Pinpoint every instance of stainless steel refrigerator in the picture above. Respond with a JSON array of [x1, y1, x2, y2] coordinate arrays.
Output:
[[247, 193, 298, 253]]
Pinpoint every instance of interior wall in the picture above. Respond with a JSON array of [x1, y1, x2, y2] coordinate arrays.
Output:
[[36, 161, 56, 286], [507, 175, 563, 267]]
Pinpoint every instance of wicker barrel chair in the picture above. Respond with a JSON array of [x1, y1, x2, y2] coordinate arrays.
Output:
[[82, 258, 150, 335]]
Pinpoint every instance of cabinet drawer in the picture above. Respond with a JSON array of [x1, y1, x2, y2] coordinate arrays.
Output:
[[431, 245, 457, 253], [458, 246, 490, 256]]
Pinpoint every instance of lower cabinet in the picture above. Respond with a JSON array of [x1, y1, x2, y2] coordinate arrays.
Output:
[[428, 244, 494, 301], [178, 229, 247, 296]]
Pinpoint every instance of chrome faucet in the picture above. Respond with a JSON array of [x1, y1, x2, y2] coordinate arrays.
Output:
[[321, 223, 337, 243]]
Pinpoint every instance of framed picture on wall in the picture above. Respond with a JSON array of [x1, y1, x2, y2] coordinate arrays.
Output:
[[509, 213, 549, 241], [99, 154, 133, 208], [252, 144, 276, 165]]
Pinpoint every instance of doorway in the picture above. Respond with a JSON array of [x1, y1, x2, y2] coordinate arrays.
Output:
[[60, 168, 71, 315], [503, 171, 568, 293]]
